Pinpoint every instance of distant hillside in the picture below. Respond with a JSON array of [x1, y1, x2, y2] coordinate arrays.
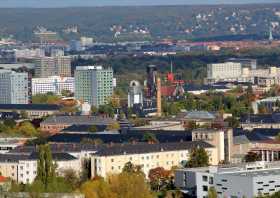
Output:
[[1, 4, 280, 41]]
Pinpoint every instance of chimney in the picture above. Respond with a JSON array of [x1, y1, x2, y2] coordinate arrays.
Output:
[[156, 77, 162, 117]]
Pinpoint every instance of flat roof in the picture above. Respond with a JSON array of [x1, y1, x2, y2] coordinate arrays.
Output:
[[0, 104, 60, 111]]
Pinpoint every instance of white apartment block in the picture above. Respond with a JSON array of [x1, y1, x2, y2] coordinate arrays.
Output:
[[0, 70, 29, 104], [175, 161, 280, 198], [0, 153, 81, 184], [207, 62, 242, 81], [14, 48, 45, 59], [32, 76, 74, 95]]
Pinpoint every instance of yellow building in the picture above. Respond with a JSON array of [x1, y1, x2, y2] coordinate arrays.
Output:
[[91, 141, 218, 178]]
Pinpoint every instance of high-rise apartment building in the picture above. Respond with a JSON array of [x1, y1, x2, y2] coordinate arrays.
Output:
[[0, 70, 29, 104], [34, 56, 71, 77], [207, 62, 242, 81], [74, 66, 113, 107]]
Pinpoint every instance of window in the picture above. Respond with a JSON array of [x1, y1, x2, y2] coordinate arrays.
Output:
[[111, 158, 114, 162], [209, 177, 214, 184], [202, 176, 208, 182], [221, 179, 227, 182], [111, 166, 114, 170], [202, 186, 208, 192]]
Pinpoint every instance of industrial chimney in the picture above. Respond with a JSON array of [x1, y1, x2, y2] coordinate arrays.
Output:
[[157, 77, 162, 117]]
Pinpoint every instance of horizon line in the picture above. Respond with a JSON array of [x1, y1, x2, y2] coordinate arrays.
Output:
[[0, 2, 279, 9]]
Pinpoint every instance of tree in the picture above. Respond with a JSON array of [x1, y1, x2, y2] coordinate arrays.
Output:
[[165, 190, 183, 198], [276, 132, 280, 141], [91, 106, 98, 115], [88, 125, 98, 133], [3, 119, 16, 128], [148, 167, 171, 191], [187, 147, 209, 168], [122, 162, 143, 175], [244, 152, 261, 162], [81, 138, 103, 145], [61, 89, 72, 97], [142, 132, 159, 143], [109, 172, 154, 198], [225, 116, 240, 128], [106, 122, 120, 131], [36, 144, 56, 190], [17, 121, 38, 137], [63, 169, 80, 189], [80, 178, 117, 198], [208, 187, 218, 198], [20, 110, 28, 119]]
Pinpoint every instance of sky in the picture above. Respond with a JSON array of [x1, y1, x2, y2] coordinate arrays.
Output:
[[0, 0, 278, 8]]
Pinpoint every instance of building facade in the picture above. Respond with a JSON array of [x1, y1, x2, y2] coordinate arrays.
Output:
[[74, 66, 113, 107], [32, 76, 74, 95], [175, 161, 280, 198], [207, 62, 242, 82], [91, 141, 218, 179], [0, 70, 29, 104], [34, 56, 71, 77]]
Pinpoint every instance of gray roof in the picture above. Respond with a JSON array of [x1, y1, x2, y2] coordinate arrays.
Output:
[[184, 111, 216, 120], [41, 115, 115, 125], [95, 141, 213, 156], [0, 152, 77, 162], [0, 154, 29, 163], [9, 143, 99, 155], [29, 152, 77, 161]]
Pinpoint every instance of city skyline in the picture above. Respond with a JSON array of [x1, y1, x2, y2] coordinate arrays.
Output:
[[0, 0, 278, 7]]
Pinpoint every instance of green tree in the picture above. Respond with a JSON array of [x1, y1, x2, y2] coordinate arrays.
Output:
[[88, 125, 98, 133], [20, 110, 28, 119], [208, 187, 218, 198], [36, 144, 56, 190], [122, 162, 143, 175], [187, 147, 209, 168], [244, 152, 261, 163], [17, 121, 38, 137], [106, 122, 120, 131], [142, 132, 159, 143], [3, 119, 16, 128], [225, 116, 240, 128], [63, 169, 80, 189]]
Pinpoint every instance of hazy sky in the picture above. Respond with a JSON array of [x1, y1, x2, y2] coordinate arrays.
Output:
[[0, 0, 278, 7]]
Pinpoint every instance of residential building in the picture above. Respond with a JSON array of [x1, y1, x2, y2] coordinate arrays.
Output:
[[0, 152, 80, 184], [55, 56, 72, 77], [227, 58, 257, 69], [74, 66, 113, 107], [175, 161, 280, 198], [0, 104, 60, 119], [40, 115, 116, 134], [32, 76, 74, 95], [34, 56, 71, 77], [207, 62, 242, 82], [14, 48, 45, 59], [91, 141, 218, 178], [0, 70, 29, 104]]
